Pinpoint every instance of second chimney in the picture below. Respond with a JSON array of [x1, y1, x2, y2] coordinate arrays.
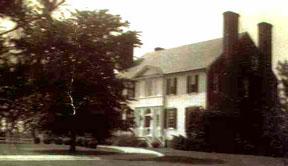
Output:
[[258, 22, 273, 72], [223, 11, 239, 64]]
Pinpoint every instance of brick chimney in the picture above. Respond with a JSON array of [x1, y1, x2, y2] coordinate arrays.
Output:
[[258, 22, 273, 72], [223, 11, 239, 64], [222, 11, 240, 111]]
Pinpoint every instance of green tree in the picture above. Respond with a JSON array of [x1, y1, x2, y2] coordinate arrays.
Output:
[[260, 61, 288, 157], [0, 1, 140, 152], [272, 61, 288, 157]]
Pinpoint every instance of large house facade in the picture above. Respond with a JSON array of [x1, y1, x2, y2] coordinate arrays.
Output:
[[120, 11, 276, 146]]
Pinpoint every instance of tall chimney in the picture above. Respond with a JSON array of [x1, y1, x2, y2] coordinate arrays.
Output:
[[223, 11, 239, 64], [222, 11, 240, 111], [258, 22, 273, 72]]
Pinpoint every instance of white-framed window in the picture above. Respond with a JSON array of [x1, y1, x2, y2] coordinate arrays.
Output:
[[166, 77, 177, 95], [165, 108, 177, 129], [187, 75, 199, 93], [123, 81, 135, 98]]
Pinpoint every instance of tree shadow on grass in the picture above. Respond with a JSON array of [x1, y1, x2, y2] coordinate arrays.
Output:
[[117, 156, 225, 164], [33, 149, 120, 156]]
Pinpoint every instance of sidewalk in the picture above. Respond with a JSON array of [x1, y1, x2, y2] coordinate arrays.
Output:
[[150, 148, 287, 166]]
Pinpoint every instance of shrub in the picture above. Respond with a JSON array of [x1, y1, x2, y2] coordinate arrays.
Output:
[[137, 141, 148, 148], [112, 135, 139, 147], [43, 138, 52, 144], [88, 140, 98, 149], [83, 139, 89, 147], [54, 138, 63, 145], [33, 137, 41, 144], [170, 135, 187, 150], [76, 138, 84, 146], [63, 138, 72, 145], [151, 140, 161, 148]]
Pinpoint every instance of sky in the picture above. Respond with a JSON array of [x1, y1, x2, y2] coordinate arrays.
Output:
[[64, 0, 288, 69], [3, 0, 288, 69]]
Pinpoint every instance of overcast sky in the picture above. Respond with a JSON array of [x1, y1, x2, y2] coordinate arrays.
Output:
[[5, 0, 286, 69], [64, 0, 288, 68]]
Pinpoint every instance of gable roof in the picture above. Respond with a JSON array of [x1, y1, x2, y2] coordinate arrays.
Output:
[[119, 33, 249, 79]]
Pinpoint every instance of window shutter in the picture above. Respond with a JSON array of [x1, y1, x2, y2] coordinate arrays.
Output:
[[166, 79, 170, 95], [164, 109, 167, 129], [173, 108, 177, 129], [174, 78, 177, 95], [195, 75, 199, 93], [187, 76, 191, 93]]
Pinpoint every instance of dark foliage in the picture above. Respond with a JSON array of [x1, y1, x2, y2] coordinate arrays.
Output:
[[33, 137, 41, 144], [0, 1, 141, 152]]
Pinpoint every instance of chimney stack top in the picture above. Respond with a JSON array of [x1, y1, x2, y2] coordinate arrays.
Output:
[[258, 22, 273, 28], [223, 11, 240, 17]]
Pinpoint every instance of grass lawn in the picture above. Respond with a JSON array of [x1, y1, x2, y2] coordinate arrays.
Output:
[[0, 143, 120, 155], [0, 144, 228, 166], [0, 143, 122, 166]]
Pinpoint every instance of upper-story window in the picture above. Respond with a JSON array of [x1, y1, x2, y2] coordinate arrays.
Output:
[[187, 75, 199, 93], [166, 77, 177, 95], [251, 56, 259, 71], [123, 81, 135, 98]]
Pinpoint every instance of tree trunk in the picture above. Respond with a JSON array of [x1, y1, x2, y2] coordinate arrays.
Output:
[[69, 130, 76, 153]]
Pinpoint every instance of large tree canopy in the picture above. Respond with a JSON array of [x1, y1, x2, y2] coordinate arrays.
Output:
[[0, 0, 140, 152]]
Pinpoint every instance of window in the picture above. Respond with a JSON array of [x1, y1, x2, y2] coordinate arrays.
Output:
[[212, 74, 220, 93], [243, 79, 249, 98], [166, 78, 177, 95], [165, 108, 177, 129], [123, 81, 135, 98], [251, 56, 259, 71], [187, 75, 199, 93]]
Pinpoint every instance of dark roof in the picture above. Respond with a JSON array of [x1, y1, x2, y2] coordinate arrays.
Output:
[[119, 33, 248, 79]]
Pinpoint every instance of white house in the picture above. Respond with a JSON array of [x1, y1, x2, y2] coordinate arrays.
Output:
[[119, 38, 222, 144], [119, 11, 276, 147]]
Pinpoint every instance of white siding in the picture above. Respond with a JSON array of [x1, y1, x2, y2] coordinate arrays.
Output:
[[165, 71, 207, 137], [128, 68, 207, 141]]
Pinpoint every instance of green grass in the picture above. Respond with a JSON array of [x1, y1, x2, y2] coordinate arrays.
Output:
[[0, 143, 120, 155], [0, 144, 226, 166]]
